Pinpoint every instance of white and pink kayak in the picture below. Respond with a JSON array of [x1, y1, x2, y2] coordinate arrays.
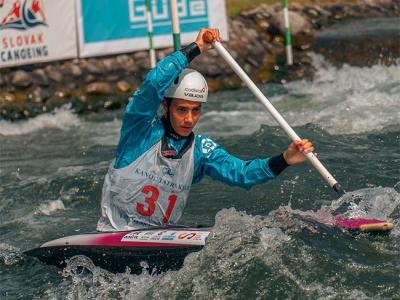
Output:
[[25, 227, 211, 273], [25, 218, 393, 273]]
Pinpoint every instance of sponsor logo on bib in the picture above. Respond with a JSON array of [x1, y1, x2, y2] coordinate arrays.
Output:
[[162, 166, 175, 177]]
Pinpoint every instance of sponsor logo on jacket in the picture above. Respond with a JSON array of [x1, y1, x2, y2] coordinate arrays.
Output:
[[201, 137, 217, 154]]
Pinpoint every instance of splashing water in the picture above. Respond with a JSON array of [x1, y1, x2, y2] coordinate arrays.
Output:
[[328, 187, 400, 220], [279, 187, 400, 235], [0, 244, 24, 266], [35, 199, 66, 216], [0, 105, 80, 136], [199, 54, 400, 137], [36, 193, 400, 299]]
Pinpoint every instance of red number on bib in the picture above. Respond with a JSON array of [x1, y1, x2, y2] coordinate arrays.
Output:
[[163, 194, 177, 224], [136, 185, 159, 216], [136, 185, 178, 223]]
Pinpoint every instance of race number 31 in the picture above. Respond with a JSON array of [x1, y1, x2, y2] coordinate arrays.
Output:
[[136, 185, 177, 223]]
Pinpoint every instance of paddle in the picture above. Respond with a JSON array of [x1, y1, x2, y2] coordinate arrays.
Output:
[[203, 32, 345, 197]]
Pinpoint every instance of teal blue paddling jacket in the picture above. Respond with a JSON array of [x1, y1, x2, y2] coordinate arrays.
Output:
[[114, 50, 287, 189]]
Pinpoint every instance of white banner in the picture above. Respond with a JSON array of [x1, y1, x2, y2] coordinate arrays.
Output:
[[77, 0, 229, 58], [0, 0, 77, 68]]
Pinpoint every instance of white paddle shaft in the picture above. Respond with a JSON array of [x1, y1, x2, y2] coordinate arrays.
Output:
[[212, 41, 339, 189]]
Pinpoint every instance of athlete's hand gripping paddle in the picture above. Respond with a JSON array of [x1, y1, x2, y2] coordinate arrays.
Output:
[[203, 31, 345, 197]]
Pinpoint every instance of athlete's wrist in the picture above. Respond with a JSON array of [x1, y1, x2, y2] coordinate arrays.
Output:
[[180, 42, 201, 63], [268, 153, 289, 176]]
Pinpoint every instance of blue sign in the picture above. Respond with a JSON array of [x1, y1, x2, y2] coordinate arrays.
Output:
[[81, 0, 209, 44]]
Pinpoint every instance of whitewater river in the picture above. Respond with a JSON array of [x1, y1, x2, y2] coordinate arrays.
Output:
[[1, 53, 399, 299]]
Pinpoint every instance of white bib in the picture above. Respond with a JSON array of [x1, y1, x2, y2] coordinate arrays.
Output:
[[97, 138, 195, 231]]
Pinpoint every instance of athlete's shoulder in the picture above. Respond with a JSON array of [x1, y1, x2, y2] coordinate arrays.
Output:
[[194, 134, 220, 157]]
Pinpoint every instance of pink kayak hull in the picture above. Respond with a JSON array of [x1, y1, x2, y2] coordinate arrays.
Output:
[[25, 227, 211, 273]]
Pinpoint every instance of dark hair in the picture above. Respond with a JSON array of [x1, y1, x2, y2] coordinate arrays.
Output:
[[164, 97, 173, 107]]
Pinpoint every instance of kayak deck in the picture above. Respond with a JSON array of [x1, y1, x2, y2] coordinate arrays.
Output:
[[24, 228, 210, 273]]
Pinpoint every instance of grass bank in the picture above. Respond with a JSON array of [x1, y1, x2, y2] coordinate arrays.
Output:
[[225, 0, 355, 17]]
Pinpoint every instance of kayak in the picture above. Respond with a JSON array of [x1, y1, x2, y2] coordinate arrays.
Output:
[[24, 227, 210, 273], [25, 217, 393, 273], [332, 216, 394, 233]]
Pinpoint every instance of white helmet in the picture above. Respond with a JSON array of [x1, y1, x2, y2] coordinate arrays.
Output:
[[164, 68, 208, 103]]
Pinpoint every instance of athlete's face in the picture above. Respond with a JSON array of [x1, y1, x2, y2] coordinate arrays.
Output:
[[165, 98, 202, 136]]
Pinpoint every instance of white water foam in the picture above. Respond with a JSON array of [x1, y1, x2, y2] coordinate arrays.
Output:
[[0, 243, 24, 265], [278, 187, 400, 236], [84, 118, 121, 146], [197, 109, 269, 136], [55, 161, 110, 178], [38, 205, 397, 300], [0, 105, 80, 136], [200, 55, 400, 136], [35, 199, 66, 216], [327, 187, 400, 219], [39, 208, 291, 299], [292, 53, 400, 134]]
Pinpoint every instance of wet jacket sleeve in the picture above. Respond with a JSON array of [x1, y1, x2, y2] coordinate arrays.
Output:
[[121, 51, 188, 135], [193, 136, 283, 189], [114, 51, 188, 168]]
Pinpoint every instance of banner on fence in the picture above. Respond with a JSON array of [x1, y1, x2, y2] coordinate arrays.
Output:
[[77, 0, 228, 58], [0, 0, 77, 68]]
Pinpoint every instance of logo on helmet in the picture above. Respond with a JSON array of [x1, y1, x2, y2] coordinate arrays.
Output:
[[184, 87, 205, 99], [184, 92, 204, 99], [184, 87, 205, 93]]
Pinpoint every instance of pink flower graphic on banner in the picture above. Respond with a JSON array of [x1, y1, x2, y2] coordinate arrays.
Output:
[[0, 0, 47, 30]]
